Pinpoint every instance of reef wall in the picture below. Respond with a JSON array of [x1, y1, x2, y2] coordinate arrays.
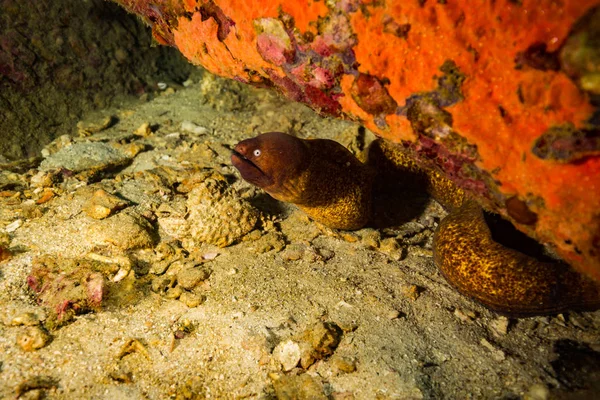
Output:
[[111, 0, 600, 280]]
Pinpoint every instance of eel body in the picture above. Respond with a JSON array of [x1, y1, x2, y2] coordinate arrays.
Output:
[[232, 132, 600, 316], [231, 131, 373, 230]]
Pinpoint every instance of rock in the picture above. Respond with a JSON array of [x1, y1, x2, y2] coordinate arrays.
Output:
[[30, 170, 62, 188], [249, 231, 286, 253], [39, 142, 133, 174], [490, 316, 510, 336], [273, 339, 301, 371], [134, 122, 152, 137], [84, 211, 156, 250], [404, 285, 421, 301], [76, 116, 116, 136], [480, 338, 506, 362], [331, 355, 357, 374], [176, 265, 211, 290], [11, 312, 41, 326], [281, 243, 306, 261], [181, 121, 210, 135], [270, 373, 327, 400], [179, 291, 206, 308], [186, 172, 259, 247], [297, 321, 343, 369], [25, 255, 126, 329], [16, 326, 52, 351], [83, 188, 129, 219]]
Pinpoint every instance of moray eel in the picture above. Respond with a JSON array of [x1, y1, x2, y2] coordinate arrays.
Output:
[[231, 131, 373, 230], [232, 132, 600, 316]]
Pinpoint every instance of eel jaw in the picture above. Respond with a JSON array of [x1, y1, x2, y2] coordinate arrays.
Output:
[[231, 150, 273, 188]]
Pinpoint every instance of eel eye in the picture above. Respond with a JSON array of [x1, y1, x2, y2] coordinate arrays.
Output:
[[253, 149, 261, 157]]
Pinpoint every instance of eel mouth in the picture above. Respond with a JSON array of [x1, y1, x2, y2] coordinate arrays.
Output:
[[231, 150, 273, 187]]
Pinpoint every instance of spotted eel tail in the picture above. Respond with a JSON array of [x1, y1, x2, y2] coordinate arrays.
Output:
[[434, 201, 600, 316]]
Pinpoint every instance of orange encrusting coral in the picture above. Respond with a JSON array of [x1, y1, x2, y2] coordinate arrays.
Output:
[[111, 0, 600, 280]]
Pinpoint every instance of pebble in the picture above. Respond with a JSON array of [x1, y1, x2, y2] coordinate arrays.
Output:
[[490, 316, 510, 336], [76, 116, 116, 136], [270, 373, 327, 400], [331, 355, 357, 374], [181, 121, 210, 135], [378, 237, 405, 261], [524, 383, 549, 400], [83, 189, 129, 219], [454, 308, 476, 323], [30, 170, 62, 188], [134, 122, 152, 137], [40, 142, 132, 173], [5, 219, 23, 233], [272, 339, 301, 371], [85, 211, 156, 250], [179, 291, 206, 308], [117, 338, 150, 360], [11, 312, 41, 326], [404, 285, 421, 301], [297, 321, 343, 369], [16, 326, 52, 351], [480, 338, 506, 361], [177, 265, 211, 290]]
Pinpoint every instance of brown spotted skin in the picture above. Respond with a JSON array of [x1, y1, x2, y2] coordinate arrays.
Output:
[[435, 201, 600, 316], [233, 134, 600, 316], [373, 139, 600, 316], [232, 132, 374, 230]]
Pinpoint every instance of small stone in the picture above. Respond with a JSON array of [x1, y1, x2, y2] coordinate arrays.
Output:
[[360, 230, 381, 249], [177, 266, 211, 290], [331, 355, 357, 374], [378, 237, 405, 261], [85, 211, 156, 250], [151, 275, 177, 294], [386, 309, 401, 320], [298, 322, 343, 369], [454, 308, 477, 323], [331, 392, 355, 400], [202, 252, 219, 260], [0, 245, 12, 262], [84, 189, 128, 220], [480, 338, 506, 361], [270, 373, 327, 400], [490, 316, 510, 336], [187, 172, 259, 247], [251, 231, 286, 253], [179, 291, 206, 308], [281, 243, 305, 261], [134, 122, 152, 137], [524, 383, 549, 400], [404, 285, 421, 301], [30, 170, 62, 188], [165, 285, 183, 299], [5, 219, 23, 233], [273, 339, 301, 371], [181, 121, 210, 135], [11, 312, 40, 326], [117, 338, 150, 360], [16, 326, 52, 352], [40, 142, 132, 174], [76, 116, 115, 136], [340, 232, 359, 243], [35, 188, 55, 205]]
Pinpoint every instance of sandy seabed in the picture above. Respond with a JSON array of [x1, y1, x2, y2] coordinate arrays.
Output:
[[0, 73, 599, 399]]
